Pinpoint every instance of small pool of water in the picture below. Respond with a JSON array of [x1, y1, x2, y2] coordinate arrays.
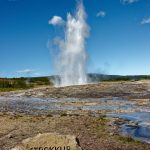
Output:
[[107, 112, 150, 143]]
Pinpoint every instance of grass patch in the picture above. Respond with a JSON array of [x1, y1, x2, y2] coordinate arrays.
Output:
[[118, 135, 141, 144], [0, 76, 53, 92], [97, 116, 109, 125], [0, 88, 24, 92], [46, 113, 53, 117], [60, 112, 68, 117]]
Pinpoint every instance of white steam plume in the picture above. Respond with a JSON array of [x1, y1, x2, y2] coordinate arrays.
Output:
[[50, 1, 90, 86]]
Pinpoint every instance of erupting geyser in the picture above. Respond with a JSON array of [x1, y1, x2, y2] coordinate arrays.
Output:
[[49, 1, 89, 86]]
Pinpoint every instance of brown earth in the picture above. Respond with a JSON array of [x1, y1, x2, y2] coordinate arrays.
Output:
[[0, 112, 150, 150], [0, 81, 150, 150]]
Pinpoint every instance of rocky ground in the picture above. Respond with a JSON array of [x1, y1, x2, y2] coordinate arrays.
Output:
[[0, 112, 150, 150], [0, 80, 150, 150], [1, 80, 149, 99]]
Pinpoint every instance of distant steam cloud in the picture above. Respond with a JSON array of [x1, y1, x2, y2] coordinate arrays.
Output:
[[141, 18, 150, 25], [0, 73, 4, 77], [16, 69, 34, 74], [48, 16, 65, 26], [96, 11, 106, 17]]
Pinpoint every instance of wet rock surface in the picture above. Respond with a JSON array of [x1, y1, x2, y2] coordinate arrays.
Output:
[[108, 112, 150, 143], [0, 96, 149, 115]]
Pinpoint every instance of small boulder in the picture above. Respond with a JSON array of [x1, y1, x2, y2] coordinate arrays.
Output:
[[11, 132, 82, 150]]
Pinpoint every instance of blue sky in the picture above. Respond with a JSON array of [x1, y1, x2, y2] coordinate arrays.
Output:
[[0, 0, 150, 77]]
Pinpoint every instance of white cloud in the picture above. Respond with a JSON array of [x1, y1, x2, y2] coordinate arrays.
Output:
[[48, 16, 65, 26], [96, 11, 106, 18], [16, 69, 34, 74], [120, 0, 139, 4], [141, 18, 150, 25], [33, 72, 41, 76], [0, 73, 4, 77]]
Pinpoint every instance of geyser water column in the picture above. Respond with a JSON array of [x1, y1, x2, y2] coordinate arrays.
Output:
[[49, 1, 89, 86]]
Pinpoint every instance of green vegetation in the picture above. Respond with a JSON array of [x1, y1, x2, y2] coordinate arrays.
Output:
[[103, 76, 131, 81], [0, 78, 29, 89], [46, 112, 53, 117], [29, 77, 50, 85], [111, 75, 150, 81], [60, 112, 68, 116], [0, 77, 53, 92], [118, 135, 141, 144], [88, 74, 150, 82], [143, 76, 150, 80]]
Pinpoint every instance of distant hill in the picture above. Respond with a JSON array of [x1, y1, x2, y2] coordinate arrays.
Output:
[[87, 74, 150, 82]]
